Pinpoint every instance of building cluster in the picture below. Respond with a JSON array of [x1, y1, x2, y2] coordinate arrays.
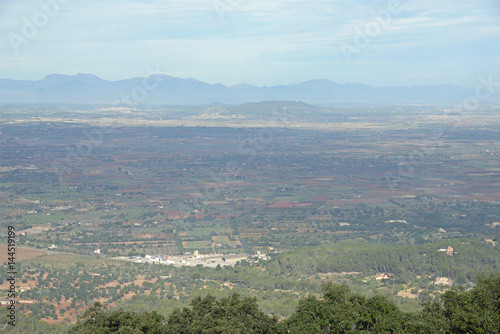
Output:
[[115, 250, 261, 268], [434, 277, 452, 286], [438, 246, 454, 256], [374, 273, 391, 280]]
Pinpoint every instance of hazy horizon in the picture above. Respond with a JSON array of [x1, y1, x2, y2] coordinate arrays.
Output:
[[0, 72, 479, 89], [1, 0, 499, 88]]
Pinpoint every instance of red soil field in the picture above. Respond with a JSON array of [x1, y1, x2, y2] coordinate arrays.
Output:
[[0, 245, 50, 263]]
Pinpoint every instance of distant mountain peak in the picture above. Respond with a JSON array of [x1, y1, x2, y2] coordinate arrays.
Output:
[[0, 74, 489, 104], [43, 73, 104, 84], [295, 79, 341, 89], [230, 83, 256, 89], [43, 74, 69, 81]]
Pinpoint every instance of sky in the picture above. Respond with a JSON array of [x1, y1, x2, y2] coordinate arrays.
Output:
[[0, 0, 499, 87]]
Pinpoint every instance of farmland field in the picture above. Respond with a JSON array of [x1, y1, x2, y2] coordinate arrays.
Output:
[[0, 104, 499, 326], [0, 245, 50, 262]]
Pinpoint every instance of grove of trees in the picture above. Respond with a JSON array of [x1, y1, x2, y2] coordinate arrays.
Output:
[[65, 273, 500, 334]]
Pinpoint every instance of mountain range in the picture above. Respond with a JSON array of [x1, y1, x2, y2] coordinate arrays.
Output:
[[0, 73, 495, 105]]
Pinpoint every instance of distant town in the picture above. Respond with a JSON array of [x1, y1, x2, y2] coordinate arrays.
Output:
[[114, 250, 269, 268]]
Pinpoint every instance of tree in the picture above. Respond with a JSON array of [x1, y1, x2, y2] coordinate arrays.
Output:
[[415, 273, 500, 334], [166, 293, 279, 334], [283, 282, 407, 333], [68, 302, 166, 334]]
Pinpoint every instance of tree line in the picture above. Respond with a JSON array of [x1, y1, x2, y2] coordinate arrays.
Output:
[[65, 273, 500, 334]]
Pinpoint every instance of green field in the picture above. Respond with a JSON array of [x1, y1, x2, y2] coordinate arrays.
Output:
[[182, 240, 212, 249], [212, 235, 242, 248]]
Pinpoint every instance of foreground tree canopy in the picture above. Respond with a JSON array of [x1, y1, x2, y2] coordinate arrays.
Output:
[[67, 273, 500, 334]]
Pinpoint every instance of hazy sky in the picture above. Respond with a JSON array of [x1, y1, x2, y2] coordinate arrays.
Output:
[[1, 0, 499, 87]]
